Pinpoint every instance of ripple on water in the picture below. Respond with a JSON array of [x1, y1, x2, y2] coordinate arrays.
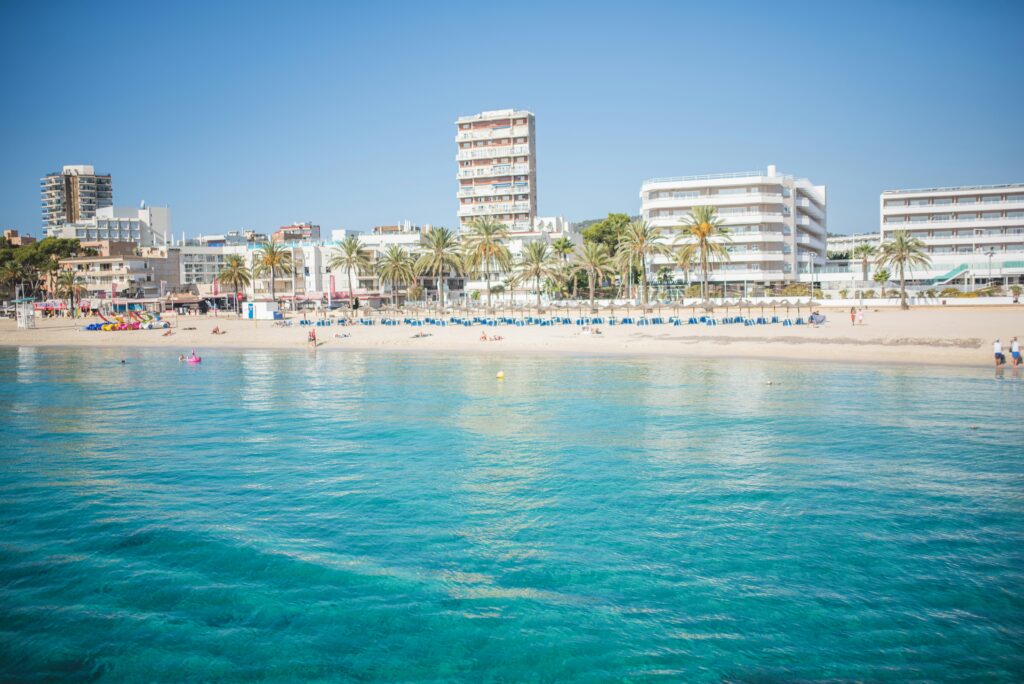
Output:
[[1, 347, 1023, 682]]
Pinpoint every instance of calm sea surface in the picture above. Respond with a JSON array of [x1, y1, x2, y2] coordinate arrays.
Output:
[[1, 347, 1022, 682]]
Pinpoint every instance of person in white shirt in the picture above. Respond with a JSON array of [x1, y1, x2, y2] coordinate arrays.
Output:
[[1011, 336, 1021, 367], [994, 339, 1005, 367]]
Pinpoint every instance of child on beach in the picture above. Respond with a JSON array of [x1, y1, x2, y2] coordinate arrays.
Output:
[[856, 309, 864, 325], [850, 307, 856, 326]]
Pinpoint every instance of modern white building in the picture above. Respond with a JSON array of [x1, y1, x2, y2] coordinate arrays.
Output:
[[41, 164, 113, 229], [46, 204, 171, 247], [826, 232, 880, 255], [456, 109, 537, 231], [880, 183, 1024, 286], [640, 165, 827, 286]]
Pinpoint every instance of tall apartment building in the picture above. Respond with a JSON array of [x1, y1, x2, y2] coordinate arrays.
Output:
[[880, 183, 1024, 286], [640, 165, 827, 285], [455, 109, 536, 231], [41, 165, 113, 228]]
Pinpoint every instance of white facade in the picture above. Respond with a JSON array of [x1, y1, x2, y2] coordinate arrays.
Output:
[[880, 183, 1024, 285], [456, 109, 537, 231], [826, 232, 880, 254], [640, 165, 827, 284], [47, 205, 171, 247]]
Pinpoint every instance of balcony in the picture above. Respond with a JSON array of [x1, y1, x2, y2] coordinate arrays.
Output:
[[796, 198, 825, 221], [884, 216, 1024, 232], [796, 233, 826, 251], [457, 163, 531, 179], [458, 185, 531, 198], [643, 193, 784, 210], [458, 202, 532, 216], [456, 145, 530, 161], [455, 125, 530, 143]]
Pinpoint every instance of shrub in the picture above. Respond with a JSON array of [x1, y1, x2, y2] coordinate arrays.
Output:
[[863, 289, 876, 298], [838, 288, 849, 299]]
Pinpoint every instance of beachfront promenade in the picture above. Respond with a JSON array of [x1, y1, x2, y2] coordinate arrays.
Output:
[[2, 304, 1019, 368]]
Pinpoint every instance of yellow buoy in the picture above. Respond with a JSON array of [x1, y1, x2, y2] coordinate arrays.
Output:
[[496, 371, 505, 380]]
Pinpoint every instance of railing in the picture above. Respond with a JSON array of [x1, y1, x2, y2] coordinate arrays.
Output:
[[643, 170, 765, 184]]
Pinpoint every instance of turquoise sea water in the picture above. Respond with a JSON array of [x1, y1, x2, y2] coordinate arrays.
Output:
[[1, 347, 1023, 682]]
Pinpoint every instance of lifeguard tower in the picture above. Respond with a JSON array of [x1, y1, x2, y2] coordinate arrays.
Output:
[[14, 285, 36, 329]]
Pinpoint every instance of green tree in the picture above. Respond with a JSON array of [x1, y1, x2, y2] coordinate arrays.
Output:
[[852, 243, 876, 283], [516, 241, 557, 308], [872, 267, 891, 298], [414, 227, 462, 311], [617, 219, 670, 308], [218, 254, 252, 315], [581, 213, 631, 254], [674, 206, 732, 300], [573, 241, 614, 309], [461, 217, 511, 308], [875, 231, 931, 309], [376, 245, 417, 307], [551, 236, 578, 299], [328, 235, 371, 303], [252, 242, 294, 307], [55, 269, 84, 317]]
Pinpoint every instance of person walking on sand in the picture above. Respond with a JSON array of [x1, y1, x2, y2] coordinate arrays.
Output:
[[856, 309, 864, 326], [850, 307, 856, 326], [1011, 336, 1021, 367], [994, 339, 1006, 367]]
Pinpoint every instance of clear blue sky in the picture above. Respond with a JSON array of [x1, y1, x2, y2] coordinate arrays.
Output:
[[1, 0, 1022, 238]]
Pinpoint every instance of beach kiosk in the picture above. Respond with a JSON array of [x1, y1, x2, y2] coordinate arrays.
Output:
[[246, 300, 281, 320]]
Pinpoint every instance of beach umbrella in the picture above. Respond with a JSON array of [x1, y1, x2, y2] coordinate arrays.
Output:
[[778, 298, 791, 316]]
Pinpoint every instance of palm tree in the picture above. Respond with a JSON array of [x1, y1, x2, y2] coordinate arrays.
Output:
[[55, 269, 84, 317], [551, 237, 575, 264], [252, 242, 294, 307], [852, 243, 876, 283], [873, 267, 891, 299], [461, 217, 511, 308], [552, 236, 579, 300], [415, 227, 462, 312], [517, 241, 557, 309], [503, 273, 520, 307], [617, 219, 670, 309], [376, 245, 417, 307], [218, 254, 252, 315], [0, 263, 26, 298], [573, 241, 613, 309], [328, 235, 371, 304], [875, 231, 931, 309], [674, 206, 732, 300]]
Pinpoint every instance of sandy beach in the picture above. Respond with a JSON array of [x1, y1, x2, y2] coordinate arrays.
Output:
[[1, 305, 1020, 368]]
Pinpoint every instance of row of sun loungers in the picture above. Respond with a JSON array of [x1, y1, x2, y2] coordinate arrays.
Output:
[[349, 315, 814, 327]]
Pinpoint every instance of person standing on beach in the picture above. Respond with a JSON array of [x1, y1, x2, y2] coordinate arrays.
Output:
[[994, 339, 1005, 366], [850, 307, 856, 326], [856, 309, 864, 326], [1010, 336, 1021, 367]]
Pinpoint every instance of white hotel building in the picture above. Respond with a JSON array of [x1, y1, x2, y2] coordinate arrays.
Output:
[[880, 183, 1024, 286], [456, 109, 537, 231], [640, 165, 827, 286]]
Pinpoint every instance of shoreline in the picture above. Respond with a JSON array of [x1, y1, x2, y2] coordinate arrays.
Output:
[[2, 306, 1018, 370]]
